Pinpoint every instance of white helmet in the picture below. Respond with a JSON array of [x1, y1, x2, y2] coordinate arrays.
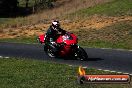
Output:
[[52, 20, 60, 30]]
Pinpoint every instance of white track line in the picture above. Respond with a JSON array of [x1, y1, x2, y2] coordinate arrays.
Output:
[[123, 73, 129, 75], [69, 65, 73, 66], [110, 71, 116, 73], [0, 56, 10, 59], [68, 65, 132, 75], [130, 74, 132, 76], [98, 69, 102, 70], [97, 69, 132, 75], [104, 70, 110, 72], [117, 72, 123, 74], [83, 66, 87, 68], [4, 57, 10, 59]]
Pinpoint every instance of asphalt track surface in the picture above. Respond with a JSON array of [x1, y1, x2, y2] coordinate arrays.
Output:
[[0, 42, 132, 74]]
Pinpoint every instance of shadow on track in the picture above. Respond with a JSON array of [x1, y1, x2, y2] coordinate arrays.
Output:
[[87, 58, 104, 61], [55, 57, 103, 62]]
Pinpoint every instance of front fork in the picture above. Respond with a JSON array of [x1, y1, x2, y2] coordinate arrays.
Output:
[[71, 44, 80, 55]]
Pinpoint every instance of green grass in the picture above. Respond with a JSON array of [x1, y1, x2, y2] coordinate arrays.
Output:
[[66, 0, 132, 19], [0, 57, 131, 88], [0, 36, 38, 44]]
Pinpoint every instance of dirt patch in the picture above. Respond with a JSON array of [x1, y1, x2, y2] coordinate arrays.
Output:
[[64, 15, 132, 30], [0, 15, 132, 39]]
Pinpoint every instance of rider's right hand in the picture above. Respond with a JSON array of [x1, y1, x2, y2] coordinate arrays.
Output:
[[51, 42, 57, 45]]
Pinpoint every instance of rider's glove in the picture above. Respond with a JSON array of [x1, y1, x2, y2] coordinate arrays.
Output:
[[51, 42, 56, 45]]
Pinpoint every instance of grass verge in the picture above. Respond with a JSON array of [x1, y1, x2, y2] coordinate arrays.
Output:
[[66, 0, 132, 19], [0, 57, 131, 88], [0, 36, 37, 44]]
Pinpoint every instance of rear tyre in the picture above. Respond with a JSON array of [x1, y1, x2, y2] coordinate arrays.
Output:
[[75, 47, 88, 61]]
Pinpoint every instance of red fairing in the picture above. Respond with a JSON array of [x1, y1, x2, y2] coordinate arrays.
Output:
[[56, 35, 63, 44], [56, 33, 78, 45], [39, 34, 45, 43], [56, 33, 78, 57], [59, 45, 71, 57]]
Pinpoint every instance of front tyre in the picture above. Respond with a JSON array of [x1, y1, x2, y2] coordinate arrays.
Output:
[[75, 46, 88, 61], [44, 44, 48, 52], [47, 48, 56, 58]]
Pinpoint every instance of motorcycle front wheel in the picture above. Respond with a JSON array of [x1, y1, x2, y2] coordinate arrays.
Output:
[[74, 47, 88, 61], [47, 48, 56, 58]]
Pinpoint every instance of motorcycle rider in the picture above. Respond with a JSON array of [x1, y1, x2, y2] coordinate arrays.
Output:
[[44, 20, 66, 53]]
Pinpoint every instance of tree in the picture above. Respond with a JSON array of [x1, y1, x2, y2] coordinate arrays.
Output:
[[0, 0, 18, 14], [25, 0, 29, 8], [34, 0, 55, 12]]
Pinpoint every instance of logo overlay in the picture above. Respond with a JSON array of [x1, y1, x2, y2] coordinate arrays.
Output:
[[77, 66, 130, 84]]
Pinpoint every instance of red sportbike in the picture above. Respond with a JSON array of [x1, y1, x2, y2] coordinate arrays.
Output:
[[38, 32, 88, 60]]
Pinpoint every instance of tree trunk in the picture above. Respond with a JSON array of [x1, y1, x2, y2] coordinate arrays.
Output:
[[25, 0, 29, 8]]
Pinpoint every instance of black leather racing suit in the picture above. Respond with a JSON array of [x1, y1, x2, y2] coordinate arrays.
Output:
[[44, 26, 66, 52]]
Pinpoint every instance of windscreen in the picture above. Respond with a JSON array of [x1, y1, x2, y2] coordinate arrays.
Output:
[[62, 33, 73, 40]]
